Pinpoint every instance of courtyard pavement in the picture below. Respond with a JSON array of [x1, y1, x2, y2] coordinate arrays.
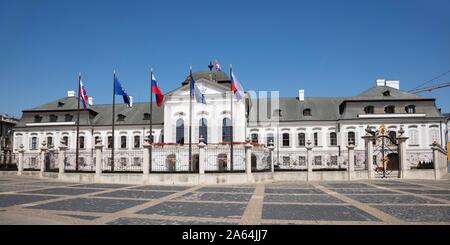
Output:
[[0, 176, 450, 225]]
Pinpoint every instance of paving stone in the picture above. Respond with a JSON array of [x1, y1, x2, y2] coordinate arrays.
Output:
[[176, 192, 252, 202], [324, 183, 373, 188], [346, 194, 444, 204], [130, 185, 190, 191], [265, 188, 325, 194], [264, 194, 344, 203], [107, 217, 237, 225], [330, 188, 397, 194], [196, 187, 255, 193], [396, 189, 450, 195], [95, 190, 175, 199], [137, 201, 246, 218], [28, 197, 146, 213], [0, 194, 58, 207], [23, 187, 102, 196], [71, 183, 134, 189], [372, 205, 450, 222], [61, 214, 99, 220], [0, 185, 43, 193], [262, 204, 379, 221]]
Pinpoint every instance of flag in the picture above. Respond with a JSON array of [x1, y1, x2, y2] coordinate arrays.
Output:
[[114, 76, 132, 107], [231, 72, 245, 101], [190, 75, 206, 104], [79, 78, 89, 109], [213, 59, 221, 71], [151, 74, 164, 107]]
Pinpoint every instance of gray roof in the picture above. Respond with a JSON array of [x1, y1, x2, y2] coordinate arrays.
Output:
[[349, 86, 427, 101], [249, 97, 345, 123]]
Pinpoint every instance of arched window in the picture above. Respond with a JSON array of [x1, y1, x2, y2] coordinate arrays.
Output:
[[120, 136, 127, 148], [303, 109, 311, 116], [430, 128, 440, 144], [79, 136, 85, 149], [107, 136, 112, 149], [408, 129, 419, 145], [176, 119, 185, 144], [347, 132, 355, 145], [388, 131, 397, 145], [329, 132, 337, 146], [47, 136, 53, 147], [298, 133, 305, 146], [62, 136, 69, 147], [313, 132, 318, 146], [31, 137, 38, 150], [266, 133, 275, 146], [384, 105, 395, 114], [199, 118, 208, 144], [282, 133, 290, 147], [364, 105, 374, 114], [251, 133, 259, 144], [405, 105, 416, 114], [222, 117, 232, 142], [134, 135, 141, 148]]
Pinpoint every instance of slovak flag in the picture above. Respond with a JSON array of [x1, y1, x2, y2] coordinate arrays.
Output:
[[151, 74, 164, 107], [213, 59, 221, 71], [231, 72, 245, 101], [79, 78, 89, 109]]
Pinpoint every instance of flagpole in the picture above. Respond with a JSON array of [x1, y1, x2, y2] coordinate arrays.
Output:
[[75, 72, 81, 171], [189, 66, 193, 172], [111, 70, 116, 172], [149, 68, 153, 173], [230, 64, 234, 171]]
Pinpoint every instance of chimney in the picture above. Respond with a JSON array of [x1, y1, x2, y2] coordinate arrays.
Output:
[[298, 89, 305, 101], [67, 90, 76, 97], [385, 80, 400, 90], [129, 96, 133, 107], [88, 97, 94, 106], [376, 79, 386, 87]]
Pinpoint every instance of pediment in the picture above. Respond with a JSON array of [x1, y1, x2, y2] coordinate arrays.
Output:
[[167, 78, 230, 97]]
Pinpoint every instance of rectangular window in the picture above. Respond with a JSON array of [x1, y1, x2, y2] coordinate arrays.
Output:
[[330, 132, 337, 146], [134, 136, 140, 148], [107, 136, 113, 149], [47, 137, 53, 147], [314, 156, 322, 165], [31, 137, 37, 150], [282, 133, 290, 147], [79, 136, 85, 149], [120, 136, 127, 149], [282, 156, 290, 165], [330, 156, 338, 165], [298, 133, 305, 146], [314, 132, 318, 146], [298, 156, 306, 165]]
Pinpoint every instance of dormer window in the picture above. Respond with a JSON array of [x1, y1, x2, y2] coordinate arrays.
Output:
[[364, 105, 374, 114], [117, 114, 126, 121], [405, 105, 416, 114], [65, 114, 73, 122], [384, 105, 395, 114], [303, 109, 311, 116], [34, 115, 43, 123], [57, 101, 65, 107], [382, 90, 391, 96], [49, 114, 58, 122], [143, 113, 151, 120]]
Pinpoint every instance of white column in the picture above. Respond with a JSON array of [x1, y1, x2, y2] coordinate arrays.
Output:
[[95, 141, 103, 175], [362, 134, 374, 179], [58, 144, 67, 174], [198, 140, 206, 175], [40, 140, 48, 173], [245, 142, 253, 174], [306, 140, 313, 181], [268, 144, 275, 173], [143, 140, 150, 175], [17, 144, 25, 175], [431, 143, 440, 180], [347, 144, 355, 180], [396, 129, 408, 179]]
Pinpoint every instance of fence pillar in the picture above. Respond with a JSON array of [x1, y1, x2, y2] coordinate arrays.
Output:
[[245, 141, 253, 174], [58, 144, 67, 174], [362, 134, 374, 179], [268, 143, 275, 173], [396, 128, 408, 179], [306, 140, 313, 181], [143, 139, 151, 175], [431, 143, 441, 180], [39, 140, 48, 173], [95, 141, 103, 175], [347, 144, 355, 180], [17, 144, 25, 175], [198, 139, 206, 175]]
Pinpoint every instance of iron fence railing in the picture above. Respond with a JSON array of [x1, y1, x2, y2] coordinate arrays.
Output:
[[102, 149, 144, 173]]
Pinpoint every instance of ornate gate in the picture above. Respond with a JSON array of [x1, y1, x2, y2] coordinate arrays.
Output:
[[367, 124, 399, 178]]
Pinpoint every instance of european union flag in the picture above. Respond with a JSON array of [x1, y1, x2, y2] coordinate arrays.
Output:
[[114, 76, 132, 107], [189, 75, 206, 104]]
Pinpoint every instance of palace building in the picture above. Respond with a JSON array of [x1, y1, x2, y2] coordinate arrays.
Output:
[[9, 67, 449, 182]]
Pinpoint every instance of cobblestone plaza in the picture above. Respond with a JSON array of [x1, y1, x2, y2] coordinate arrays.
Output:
[[1, 176, 449, 225]]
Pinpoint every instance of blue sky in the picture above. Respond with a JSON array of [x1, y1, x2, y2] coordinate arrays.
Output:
[[1, 0, 449, 117]]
